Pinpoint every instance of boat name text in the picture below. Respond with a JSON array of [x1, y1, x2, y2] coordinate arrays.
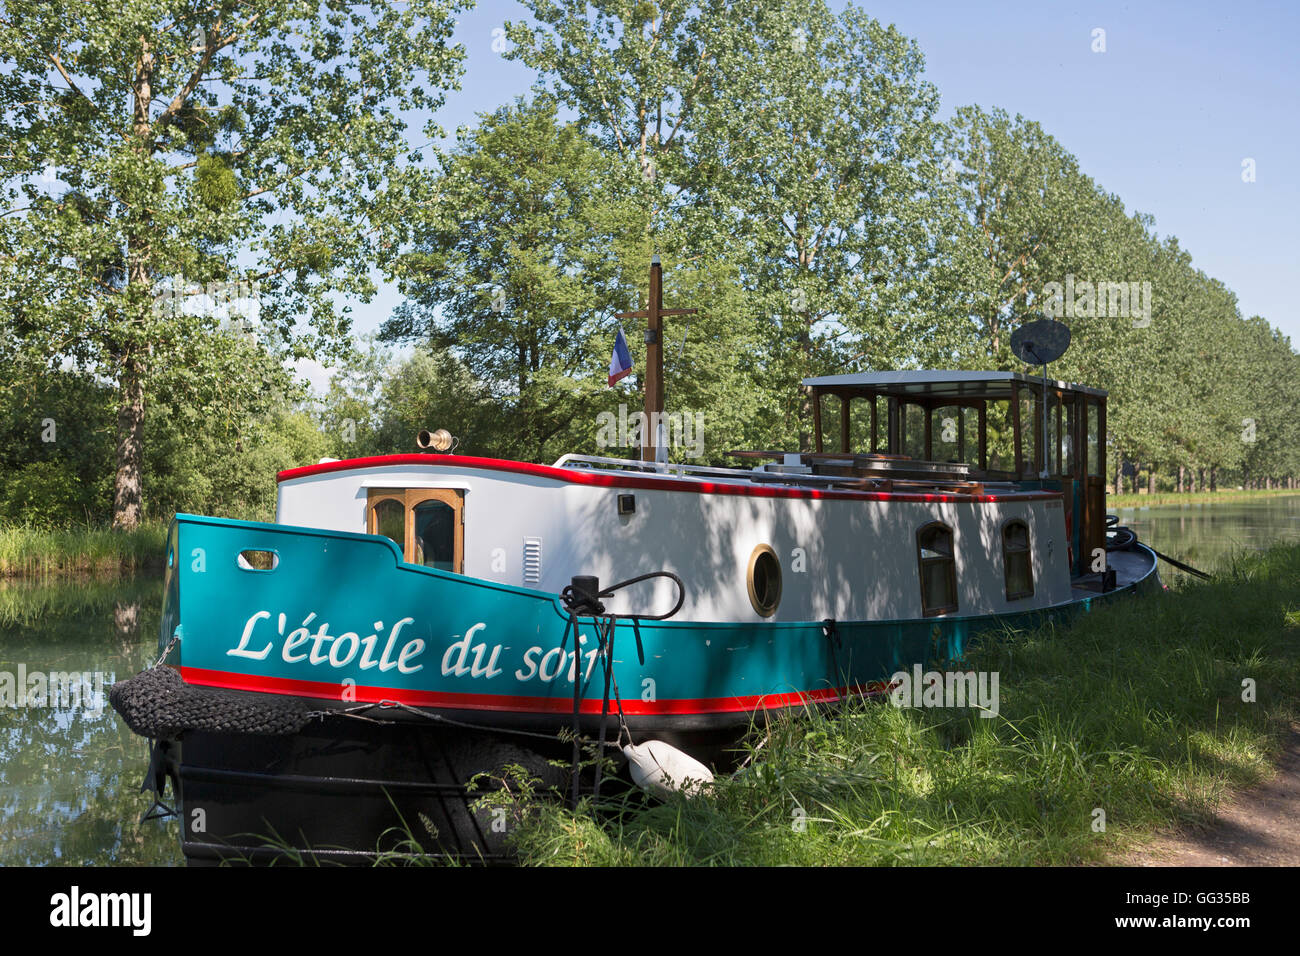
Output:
[[228, 612, 425, 673]]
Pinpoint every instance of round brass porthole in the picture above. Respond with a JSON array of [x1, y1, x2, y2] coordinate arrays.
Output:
[[747, 544, 782, 618]]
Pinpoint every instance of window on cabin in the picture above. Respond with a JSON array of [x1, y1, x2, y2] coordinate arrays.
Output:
[[1003, 520, 1033, 600], [931, 405, 960, 463], [372, 496, 405, 550], [916, 522, 958, 616], [873, 395, 889, 452], [901, 402, 927, 459], [1046, 394, 1061, 476], [818, 392, 842, 452], [1018, 387, 1037, 475], [930, 405, 980, 465], [848, 395, 875, 455], [1059, 396, 1076, 477], [986, 399, 1015, 474], [413, 498, 457, 571], [747, 544, 782, 617], [367, 488, 464, 573], [1087, 400, 1101, 476]]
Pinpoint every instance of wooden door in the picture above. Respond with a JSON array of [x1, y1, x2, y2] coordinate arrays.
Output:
[[366, 488, 464, 573]]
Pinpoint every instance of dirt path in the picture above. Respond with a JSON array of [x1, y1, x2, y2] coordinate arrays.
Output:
[[1120, 726, 1300, 866]]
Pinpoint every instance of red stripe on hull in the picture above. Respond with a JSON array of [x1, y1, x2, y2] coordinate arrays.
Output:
[[178, 666, 892, 716], [276, 453, 1059, 505]]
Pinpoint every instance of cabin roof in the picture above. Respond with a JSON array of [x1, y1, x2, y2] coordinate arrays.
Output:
[[801, 370, 1107, 399]]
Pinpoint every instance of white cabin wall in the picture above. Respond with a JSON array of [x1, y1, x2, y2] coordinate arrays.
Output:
[[276, 464, 1073, 624]]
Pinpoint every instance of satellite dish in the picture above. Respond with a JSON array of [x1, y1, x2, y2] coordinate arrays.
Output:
[[1011, 317, 1071, 366]]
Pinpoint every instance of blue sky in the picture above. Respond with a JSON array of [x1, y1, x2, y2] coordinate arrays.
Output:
[[319, 0, 1299, 386]]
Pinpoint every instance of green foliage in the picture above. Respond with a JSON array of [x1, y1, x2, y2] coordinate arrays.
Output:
[[0, 461, 89, 527], [381, 96, 634, 462], [0, 0, 469, 527], [2, 0, 1297, 538], [0, 369, 115, 524], [145, 396, 328, 523]]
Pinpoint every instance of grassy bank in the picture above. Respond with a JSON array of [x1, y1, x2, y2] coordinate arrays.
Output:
[[0, 522, 168, 578], [473, 545, 1300, 866], [1108, 487, 1300, 509]]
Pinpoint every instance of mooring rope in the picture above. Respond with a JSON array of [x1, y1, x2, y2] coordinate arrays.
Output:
[[558, 571, 686, 807]]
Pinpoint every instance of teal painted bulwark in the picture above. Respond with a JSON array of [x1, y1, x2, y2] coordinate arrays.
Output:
[[162, 514, 1153, 724]]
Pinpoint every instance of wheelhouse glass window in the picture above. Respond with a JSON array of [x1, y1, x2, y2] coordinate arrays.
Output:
[[916, 522, 958, 616], [1018, 387, 1037, 475], [901, 402, 927, 459], [1046, 394, 1061, 476], [1002, 519, 1033, 601], [817, 391, 842, 452], [1087, 400, 1102, 476], [986, 398, 1015, 475]]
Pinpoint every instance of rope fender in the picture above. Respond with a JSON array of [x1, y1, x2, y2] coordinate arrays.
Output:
[[109, 666, 312, 739]]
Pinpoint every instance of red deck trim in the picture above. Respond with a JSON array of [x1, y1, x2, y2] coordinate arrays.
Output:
[[276, 453, 1060, 504], [179, 666, 893, 715]]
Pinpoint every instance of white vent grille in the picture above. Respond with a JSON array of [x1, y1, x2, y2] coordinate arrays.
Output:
[[523, 537, 542, 585]]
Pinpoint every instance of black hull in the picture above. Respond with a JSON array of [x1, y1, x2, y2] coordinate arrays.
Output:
[[169, 707, 756, 866]]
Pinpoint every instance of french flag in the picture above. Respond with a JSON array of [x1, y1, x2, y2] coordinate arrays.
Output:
[[608, 327, 633, 386]]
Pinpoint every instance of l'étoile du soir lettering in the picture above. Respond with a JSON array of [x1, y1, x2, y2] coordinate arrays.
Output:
[[226, 612, 599, 685]]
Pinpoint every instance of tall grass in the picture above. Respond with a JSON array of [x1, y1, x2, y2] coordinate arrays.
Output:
[[0, 521, 167, 578], [487, 544, 1300, 866]]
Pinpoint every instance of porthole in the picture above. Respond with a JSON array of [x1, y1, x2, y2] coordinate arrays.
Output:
[[747, 544, 782, 618]]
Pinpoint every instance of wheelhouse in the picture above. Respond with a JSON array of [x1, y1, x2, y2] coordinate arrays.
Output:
[[802, 370, 1108, 576]]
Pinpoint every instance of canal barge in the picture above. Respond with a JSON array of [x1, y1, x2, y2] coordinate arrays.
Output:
[[110, 363, 1157, 864]]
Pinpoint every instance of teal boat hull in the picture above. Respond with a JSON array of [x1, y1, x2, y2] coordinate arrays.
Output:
[[141, 513, 1157, 863]]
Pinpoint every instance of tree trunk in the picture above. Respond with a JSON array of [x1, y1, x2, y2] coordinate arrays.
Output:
[[1147, 465, 1155, 495], [112, 354, 146, 531], [111, 43, 154, 533], [1177, 464, 1185, 493], [1210, 467, 1217, 492]]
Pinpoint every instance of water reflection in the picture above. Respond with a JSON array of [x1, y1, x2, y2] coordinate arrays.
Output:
[[1118, 494, 1300, 579], [0, 574, 181, 866]]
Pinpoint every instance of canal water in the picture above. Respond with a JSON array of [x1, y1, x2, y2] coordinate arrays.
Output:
[[0, 575, 181, 865], [1115, 494, 1300, 579], [3, 493, 1299, 866]]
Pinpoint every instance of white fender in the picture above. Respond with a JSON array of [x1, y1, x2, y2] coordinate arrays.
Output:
[[623, 740, 714, 799]]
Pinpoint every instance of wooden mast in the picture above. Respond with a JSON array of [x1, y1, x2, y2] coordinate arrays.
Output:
[[615, 255, 697, 461]]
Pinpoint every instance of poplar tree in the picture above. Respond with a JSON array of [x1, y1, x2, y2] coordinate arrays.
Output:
[[0, 0, 465, 528]]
